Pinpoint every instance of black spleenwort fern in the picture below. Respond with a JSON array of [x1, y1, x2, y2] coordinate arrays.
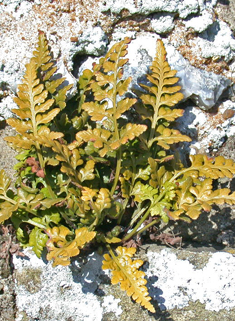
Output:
[[1, 33, 235, 313]]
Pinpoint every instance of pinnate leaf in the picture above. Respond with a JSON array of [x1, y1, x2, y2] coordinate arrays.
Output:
[[0, 201, 18, 224], [76, 128, 112, 157], [110, 124, 147, 150], [95, 188, 112, 212], [102, 246, 155, 313], [46, 226, 96, 267], [78, 160, 95, 182], [0, 169, 12, 195], [28, 227, 48, 258], [186, 155, 235, 179], [131, 181, 158, 203], [154, 126, 191, 149]]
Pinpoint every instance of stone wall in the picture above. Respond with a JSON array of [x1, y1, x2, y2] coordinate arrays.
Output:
[[1, 0, 235, 320]]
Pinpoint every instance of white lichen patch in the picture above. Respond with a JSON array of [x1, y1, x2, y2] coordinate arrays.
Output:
[[13, 248, 123, 321], [177, 100, 235, 153], [146, 249, 235, 312], [102, 295, 122, 316]]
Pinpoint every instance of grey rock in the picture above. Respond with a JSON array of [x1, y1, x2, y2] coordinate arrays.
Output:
[[180, 100, 235, 153], [216, 0, 235, 32], [198, 0, 218, 11], [165, 43, 231, 110], [12, 246, 235, 320], [68, 26, 108, 61], [0, 97, 16, 121], [217, 230, 235, 247], [178, 0, 199, 19]]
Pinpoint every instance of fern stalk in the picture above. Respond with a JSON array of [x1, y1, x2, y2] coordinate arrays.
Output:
[[123, 189, 167, 241], [110, 44, 125, 196]]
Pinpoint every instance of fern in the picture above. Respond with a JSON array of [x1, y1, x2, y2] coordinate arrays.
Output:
[[102, 246, 155, 313], [46, 226, 96, 267], [138, 39, 191, 151], [1, 33, 235, 313]]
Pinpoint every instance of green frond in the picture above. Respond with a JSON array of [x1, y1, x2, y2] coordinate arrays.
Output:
[[110, 124, 147, 150], [37, 134, 84, 180], [76, 128, 112, 157], [28, 227, 48, 258]]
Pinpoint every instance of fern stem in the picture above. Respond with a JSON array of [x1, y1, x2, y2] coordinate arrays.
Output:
[[129, 205, 148, 227], [169, 167, 194, 182], [123, 206, 151, 241], [147, 89, 163, 148], [135, 218, 160, 236], [123, 191, 166, 242], [25, 219, 47, 229], [111, 148, 122, 196]]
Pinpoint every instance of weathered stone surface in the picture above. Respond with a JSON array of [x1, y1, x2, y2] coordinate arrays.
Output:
[[176, 100, 235, 153], [13, 246, 235, 321], [193, 20, 235, 62], [0, 231, 15, 321], [100, 0, 199, 17], [0, 0, 234, 121], [150, 13, 175, 34], [184, 10, 214, 33]]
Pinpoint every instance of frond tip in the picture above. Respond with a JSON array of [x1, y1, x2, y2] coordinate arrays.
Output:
[[102, 246, 155, 313]]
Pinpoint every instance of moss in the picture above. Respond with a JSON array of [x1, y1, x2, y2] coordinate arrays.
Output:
[[15, 268, 42, 294], [176, 249, 212, 269], [16, 311, 30, 321], [169, 301, 235, 321]]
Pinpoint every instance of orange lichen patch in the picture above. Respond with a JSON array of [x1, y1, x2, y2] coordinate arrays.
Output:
[[70, 36, 79, 42], [222, 109, 235, 120], [32, 0, 104, 28], [207, 110, 225, 127], [169, 21, 230, 76], [113, 16, 151, 33]]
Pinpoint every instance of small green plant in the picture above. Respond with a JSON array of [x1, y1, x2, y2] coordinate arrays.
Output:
[[1, 32, 235, 313]]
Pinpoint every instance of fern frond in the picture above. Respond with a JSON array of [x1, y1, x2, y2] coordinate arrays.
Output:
[[0, 201, 18, 224], [154, 126, 191, 150], [46, 226, 96, 267], [6, 62, 59, 151], [79, 37, 147, 155], [110, 123, 147, 150], [6, 31, 72, 152], [138, 39, 189, 149], [76, 128, 112, 157], [174, 155, 235, 180], [188, 155, 235, 179], [0, 170, 18, 223], [37, 134, 84, 181], [33, 31, 73, 109], [28, 227, 48, 257], [172, 175, 235, 220], [102, 246, 155, 313]]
